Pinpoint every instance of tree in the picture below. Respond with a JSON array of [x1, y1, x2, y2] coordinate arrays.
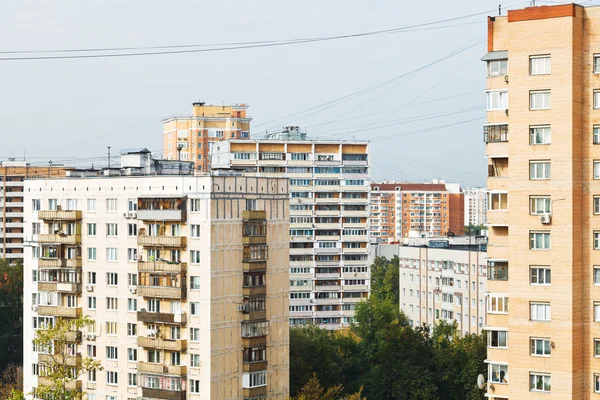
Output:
[[291, 373, 365, 400], [0, 260, 23, 373], [369, 256, 400, 303], [464, 224, 486, 236], [33, 316, 102, 399], [0, 365, 23, 399]]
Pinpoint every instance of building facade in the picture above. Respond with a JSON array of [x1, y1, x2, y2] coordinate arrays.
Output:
[[374, 240, 487, 335], [23, 159, 290, 399], [369, 182, 464, 243], [0, 160, 68, 264], [484, 4, 600, 398], [463, 187, 488, 227], [211, 128, 370, 329], [163, 102, 251, 171]]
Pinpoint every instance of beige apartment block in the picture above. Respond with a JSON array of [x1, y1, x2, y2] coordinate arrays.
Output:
[[211, 127, 370, 329], [23, 151, 289, 400], [163, 102, 251, 171], [484, 3, 600, 398], [374, 241, 487, 335]]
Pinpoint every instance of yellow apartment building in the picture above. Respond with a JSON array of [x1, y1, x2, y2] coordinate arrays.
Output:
[[484, 3, 600, 398], [162, 102, 251, 171]]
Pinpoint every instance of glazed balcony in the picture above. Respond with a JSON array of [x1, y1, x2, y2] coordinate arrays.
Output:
[[138, 235, 186, 247], [242, 210, 266, 221], [138, 286, 185, 299], [243, 286, 267, 297], [243, 360, 268, 373], [243, 386, 267, 399], [137, 336, 188, 352], [38, 210, 82, 221], [137, 310, 187, 325], [141, 388, 186, 400], [138, 260, 187, 273], [37, 282, 81, 293], [37, 306, 82, 318], [137, 362, 187, 376], [137, 196, 186, 222], [38, 234, 81, 245]]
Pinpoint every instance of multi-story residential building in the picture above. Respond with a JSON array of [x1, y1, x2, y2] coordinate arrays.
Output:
[[373, 239, 487, 335], [23, 149, 289, 400], [369, 181, 464, 243], [211, 127, 370, 329], [463, 187, 488, 226], [0, 160, 68, 264], [163, 102, 251, 171], [482, 4, 600, 398]]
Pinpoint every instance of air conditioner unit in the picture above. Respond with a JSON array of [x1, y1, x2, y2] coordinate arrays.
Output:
[[85, 333, 96, 341], [56, 205, 62, 211], [123, 212, 129, 219], [129, 287, 137, 294], [130, 212, 137, 219], [237, 304, 248, 312], [31, 305, 38, 312], [540, 214, 552, 224], [86, 285, 94, 292]]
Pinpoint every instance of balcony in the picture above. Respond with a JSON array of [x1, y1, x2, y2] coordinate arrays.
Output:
[[483, 124, 508, 143], [138, 286, 185, 299], [138, 260, 187, 273], [315, 284, 341, 292], [487, 211, 508, 227], [141, 388, 186, 400], [138, 362, 187, 375], [38, 234, 81, 245], [243, 360, 268, 373], [243, 386, 267, 399], [37, 306, 82, 318], [243, 210, 266, 221], [38, 377, 81, 391], [137, 336, 188, 352], [243, 285, 267, 297], [243, 262, 267, 272], [37, 282, 81, 293], [137, 209, 184, 221], [243, 236, 267, 245], [37, 257, 82, 268], [38, 353, 81, 367], [38, 210, 82, 220], [138, 235, 186, 247], [137, 311, 187, 325]]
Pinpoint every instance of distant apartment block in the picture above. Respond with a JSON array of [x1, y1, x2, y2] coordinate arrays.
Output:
[[163, 102, 251, 171], [369, 181, 464, 243], [23, 149, 290, 400], [464, 187, 488, 226], [374, 238, 487, 335], [0, 160, 68, 264], [212, 127, 370, 329]]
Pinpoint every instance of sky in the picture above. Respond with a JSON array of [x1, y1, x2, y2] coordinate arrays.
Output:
[[0, 0, 558, 187]]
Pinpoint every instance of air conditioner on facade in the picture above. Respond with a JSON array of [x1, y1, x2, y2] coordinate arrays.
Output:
[[31, 306, 38, 312], [123, 212, 129, 219], [237, 304, 248, 313], [129, 287, 137, 294], [86, 333, 96, 341], [540, 214, 552, 224], [86, 285, 94, 292], [130, 212, 137, 219]]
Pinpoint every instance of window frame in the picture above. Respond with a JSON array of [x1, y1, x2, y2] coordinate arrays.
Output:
[[530, 161, 551, 180], [486, 90, 509, 111], [529, 55, 551, 75], [529, 337, 551, 357], [529, 125, 551, 145], [530, 231, 551, 250], [529, 90, 551, 110], [530, 266, 551, 286], [529, 372, 551, 392], [530, 302, 551, 322]]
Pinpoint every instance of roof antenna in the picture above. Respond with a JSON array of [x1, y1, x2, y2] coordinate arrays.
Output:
[[499, 4, 502, 15]]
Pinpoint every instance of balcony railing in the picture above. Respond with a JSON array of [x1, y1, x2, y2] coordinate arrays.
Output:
[[137, 209, 184, 221], [137, 235, 186, 247], [38, 353, 81, 367], [141, 388, 185, 400], [38, 210, 82, 220], [137, 362, 187, 375], [242, 210, 266, 221], [36, 306, 82, 318], [37, 282, 81, 293], [38, 377, 81, 391], [138, 260, 187, 273], [137, 311, 187, 325], [37, 257, 82, 269], [137, 336, 187, 351], [138, 286, 185, 299], [38, 234, 81, 245], [483, 124, 508, 143]]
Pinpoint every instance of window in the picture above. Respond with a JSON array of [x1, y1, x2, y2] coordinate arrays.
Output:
[[128, 248, 138, 262], [190, 328, 200, 342], [106, 297, 118, 311], [191, 224, 200, 238], [190, 250, 200, 264], [32, 199, 41, 211], [127, 323, 137, 337], [530, 338, 551, 356], [190, 302, 200, 315], [487, 261, 508, 281], [487, 59, 507, 77], [242, 371, 267, 388], [148, 349, 160, 363], [87, 296, 96, 310], [191, 354, 200, 367], [595, 90, 600, 109], [530, 125, 551, 144], [87, 199, 96, 212], [530, 55, 551, 75], [530, 196, 551, 215], [486, 90, 508, 110], [190, 379, 200, 393], [530, 267, 551, 285], [48, 199, 57, 210], [106, 272, 118, 286], [488, 330, 507, 348], [87, 223, 96, 236], [531, 302, 551, 321], [88, 370, 96, 383], [488, 192, 508, 211], [106, 322, 117, 335], [594, 267, 600, 285], [106, 371, 118, 385], [87, 247, 97, 261], [530, 373, 551, 392], [128, 298, 137, 312], [595, 374, 600, 393], [106, 199, 117, 212], [487, 294, 508, 314], [106, 223, 118, 237], [488, 364, 508, 384], [128, 198, 137, 211], [595, 339, 600, 357], [190, 276, 200, 290], [595, 231, 600, 250], [87, 345, 96, 358], [128, 348, 137, 362], [87, 272, 96, 285], [530, 161, 551, 180], [595, 161, 600, 179], [106, 346, 118, 360], [106, 248, 118, 262], [128, 373, 137, 387], [530, 232, 551, 250], [530, 90, 551, 110], [127, 223, 137, 237], [595, 302, 600, 322]]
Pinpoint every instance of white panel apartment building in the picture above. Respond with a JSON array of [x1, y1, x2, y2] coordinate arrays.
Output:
[[211, 127, 370, 329], [23, 152, 290, 400], [463, 187, 488, 226], [374, 240, 487, 335]]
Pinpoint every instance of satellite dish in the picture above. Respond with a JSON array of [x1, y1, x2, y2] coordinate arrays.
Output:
[[477, 374, 485, 389]]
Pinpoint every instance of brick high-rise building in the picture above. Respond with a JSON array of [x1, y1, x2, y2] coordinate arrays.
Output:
[[484, 3, 600, 398]]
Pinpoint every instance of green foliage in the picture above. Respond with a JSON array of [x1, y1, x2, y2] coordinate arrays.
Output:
[[5, 389, 25, 400], [33, 315, 103, 399], [291, 373, 365, 400], [369, 256, 400, 304], [0, 259, 23, 373], [464, 224, 486, 236]]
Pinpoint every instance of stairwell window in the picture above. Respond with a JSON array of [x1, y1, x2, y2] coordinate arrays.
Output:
[[530, 125, 551, 145], [594, 267, 600, 285], [530, 90, 551, 110], [595, 374, 600, 393], [595, 90, 600, 109], [530, 55, 551, 75], [595, 339, 600, 357], [530, 373, 551, 392], [530, 302, 551, 321], [530, 232, 550, 250], [486, 90, 508, 110], [594, 161, 600, 179], [594, 126, 600, 144], [530, 161, 551, 180], [595, 231, 600, 249]]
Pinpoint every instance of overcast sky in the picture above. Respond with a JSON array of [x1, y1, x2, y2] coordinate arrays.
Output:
[[0, 0, 532, 187]]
